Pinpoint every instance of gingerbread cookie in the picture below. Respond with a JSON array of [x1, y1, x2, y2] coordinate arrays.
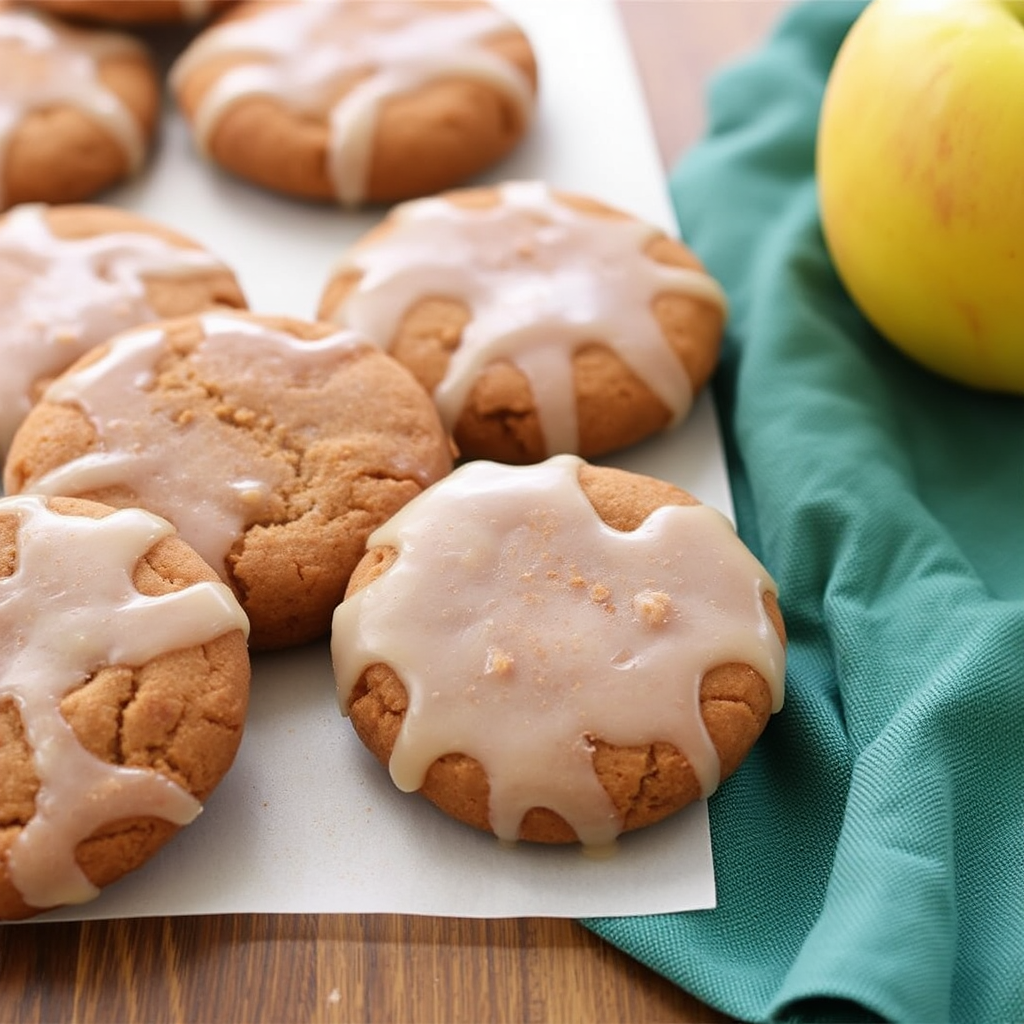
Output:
[[0, 202, 247, 459], [26, 0, 230, 24], [332, 455, 786, 847], [0, 5, 159, 210], [4, 310, 454, 650], [0, 494, 250, 921], [318, 181, 727, 464], [169, 0, 537, 206]]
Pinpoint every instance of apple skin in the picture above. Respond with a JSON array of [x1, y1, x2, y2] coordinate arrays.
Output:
[[817, 0, 1024, 394]]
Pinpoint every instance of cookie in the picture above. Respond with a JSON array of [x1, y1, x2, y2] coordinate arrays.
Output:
[[169, 0, 538, 206], [0, 202, 247, 459], [0, 494, 250, 921], [317, 181, 727, 464], [0, 6, 159, 210], [332, 455, 786, 847], [26, 0, 230, 24], [4, 309, 454, 651]]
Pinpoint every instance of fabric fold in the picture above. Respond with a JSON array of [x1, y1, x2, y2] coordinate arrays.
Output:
[[585, 3, 1024, 1021]]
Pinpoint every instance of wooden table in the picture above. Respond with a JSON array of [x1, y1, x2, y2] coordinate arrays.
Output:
[[0, 4, 788, 1021]]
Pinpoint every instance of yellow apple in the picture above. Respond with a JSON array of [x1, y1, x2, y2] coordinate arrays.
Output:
[[817, 0, 1024, 394]]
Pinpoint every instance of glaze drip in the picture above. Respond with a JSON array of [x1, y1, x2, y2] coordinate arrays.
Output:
[[0, 496, 248, 908], [332, 456, 784, 847], [171, 0, 533, 205], [329, 181, 728, 454], [25, 313, 371, 577], [0, 10, 147, 208], [0, 203, 227, 456]]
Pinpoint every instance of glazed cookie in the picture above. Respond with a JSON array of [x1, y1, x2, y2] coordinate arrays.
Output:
[[4, 310, 454, 650], [0, 202, 247, 458], [0, 6, 159, 210], [0, 494, 250, 921], [332, 455, 786, 847], [318, 181, 727, 464], [169, 0, 537, 206], [27, 0, 231, 24]]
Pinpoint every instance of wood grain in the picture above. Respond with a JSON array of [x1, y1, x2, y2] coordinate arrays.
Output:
[[621, 0, 789, 168], [0, 4, 786, 1021], [0, 916, 731, 1022]]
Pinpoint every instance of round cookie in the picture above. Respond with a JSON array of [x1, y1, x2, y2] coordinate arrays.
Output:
[[4, 310, 455, 651], [0, 493, 250, 921], [169, 0, 538, 206], [26, 0, 231, 24], [0, 202, 247, 459], [317, 181, 727, 464], [0, 5, 160, 210], [332, 455, 786, 847]]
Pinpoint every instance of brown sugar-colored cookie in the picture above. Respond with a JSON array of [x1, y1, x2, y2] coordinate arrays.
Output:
[[0, 202, 247, 459], [332, 455, 786, 847], [0, 493, 250, 921], [317, 181, 727, 464], [26, 0, 232, 24], [0, 5, 159, 210], [4, 310, 455, 651], [169, 0, 538, 206]]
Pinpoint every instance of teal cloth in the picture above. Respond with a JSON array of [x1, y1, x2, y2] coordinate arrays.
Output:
[[584, 4, 1024, 1022]]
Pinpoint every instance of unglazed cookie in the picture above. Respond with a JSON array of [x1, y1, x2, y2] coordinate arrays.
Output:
[[0, 5, 159, 210], [0, 202, 247, 459], [318, 181, 727, 464], [332, 456, 786, 847], [0, 494, 250, 921], [169, 0, 537, 206], [4, 310, 454, 650], [26, 0, 231, 24]]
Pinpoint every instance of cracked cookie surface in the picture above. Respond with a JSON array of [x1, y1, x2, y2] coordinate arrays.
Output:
[[0, 494, 250, 921], [4, 310, 455, 649], [0, 202, 246, 459], [333, 457, 786, 846]]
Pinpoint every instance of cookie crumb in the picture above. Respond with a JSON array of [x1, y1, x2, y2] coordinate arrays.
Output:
[[485, 646, 515, 677], [632, 588, 672, 627]]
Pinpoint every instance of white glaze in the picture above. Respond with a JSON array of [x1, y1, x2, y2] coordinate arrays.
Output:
[[329, 181, 728, 454], [170, 0, 533, 205], [0, 203, 229, 457], [0, 495, 249, 909], [331, 455, 784, 847], [24, 313, 377, 577], [0, 9, 147, 208]]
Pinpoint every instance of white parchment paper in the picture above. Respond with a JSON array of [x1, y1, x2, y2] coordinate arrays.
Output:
[[34, 0, 731, 922]]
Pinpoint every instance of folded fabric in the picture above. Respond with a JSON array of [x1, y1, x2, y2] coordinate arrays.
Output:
[[585, 4, 1024, 1022]]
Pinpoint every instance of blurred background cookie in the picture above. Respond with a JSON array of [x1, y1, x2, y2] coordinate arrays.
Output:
[[170, 0, 537, 206], [0, 202, 246, 459], [319, 181, 727, 464], [0, 5, 159, 209], [0, 494, 250, 921], [333, 456, 786, 846], [4, 310, 454, 650], [25, 0, 232, 25]]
